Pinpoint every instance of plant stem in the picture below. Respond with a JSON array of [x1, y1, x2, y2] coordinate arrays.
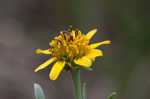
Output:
[[71, 70, 82, 99]]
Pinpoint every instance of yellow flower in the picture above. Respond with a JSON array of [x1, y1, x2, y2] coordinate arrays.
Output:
[[35, 26, 111, 80]]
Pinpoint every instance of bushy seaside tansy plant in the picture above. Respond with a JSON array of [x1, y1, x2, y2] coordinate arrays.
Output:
[[35, 26, 111, 80]]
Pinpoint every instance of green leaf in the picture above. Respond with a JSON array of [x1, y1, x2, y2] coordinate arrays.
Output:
[[108, 92, 117, 99], [82, 82, 87, 99], [34, 83, 46, 99]]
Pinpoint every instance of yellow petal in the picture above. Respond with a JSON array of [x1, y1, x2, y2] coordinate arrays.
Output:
[[74, 57, 92, 67], [34, 57, 57, 72], [86, 49, 103, 58], [49, 61, 66, 80], [89, 40, 111, 49], [36, 49, 51, 54], [86, 29, 97, 39]]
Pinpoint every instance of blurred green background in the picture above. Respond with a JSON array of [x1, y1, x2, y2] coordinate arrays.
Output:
[[0, 0, 150, 99]]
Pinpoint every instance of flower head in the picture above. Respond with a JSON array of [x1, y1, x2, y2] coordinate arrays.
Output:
[[35, 26, 111, 80]]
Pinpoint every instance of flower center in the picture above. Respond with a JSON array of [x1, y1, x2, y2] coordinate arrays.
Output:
[[49, 28, 89, 61]]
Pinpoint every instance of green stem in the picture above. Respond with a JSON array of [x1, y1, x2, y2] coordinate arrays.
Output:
[[71, 70, 82, 99]]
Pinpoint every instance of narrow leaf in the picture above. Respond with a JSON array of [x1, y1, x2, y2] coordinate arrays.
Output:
[[34, 83, 46, 99], [82, 82, 87, 99], [108, 92, 117, 99]]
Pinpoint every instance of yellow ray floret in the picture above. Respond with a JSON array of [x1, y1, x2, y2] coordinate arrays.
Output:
[[49, 61, 66, 80], [35, 57, 57, 72], [89, 40, 111, 49], [86, 29, 97, 40], [86, 49, 103, 58], [36, 49, 51, 54], [74, 57, 92, 67]]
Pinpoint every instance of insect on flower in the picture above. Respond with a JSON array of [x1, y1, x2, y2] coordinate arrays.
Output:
[[35, 26, 111, 80]]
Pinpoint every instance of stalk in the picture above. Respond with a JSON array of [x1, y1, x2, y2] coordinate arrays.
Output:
[[71, 70, 82, 99]]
